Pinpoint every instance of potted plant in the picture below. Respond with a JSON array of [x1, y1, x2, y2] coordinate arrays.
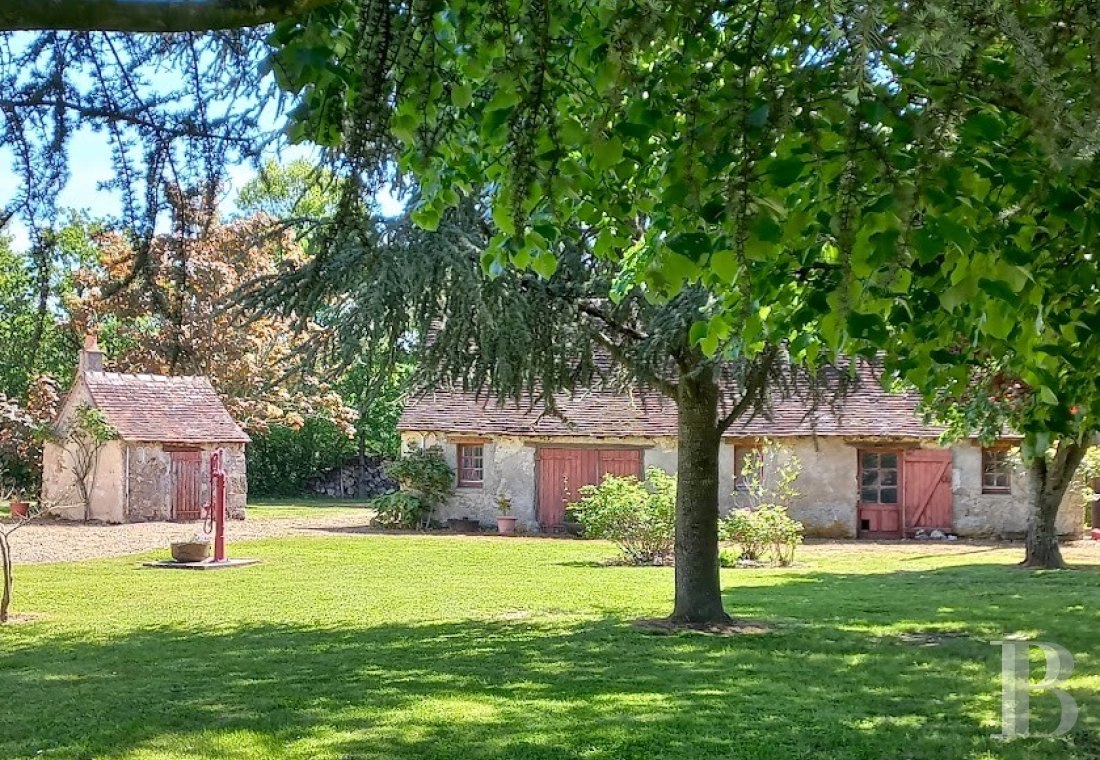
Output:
[[496, 495, 517, 536], [8, 490, 30, 519]]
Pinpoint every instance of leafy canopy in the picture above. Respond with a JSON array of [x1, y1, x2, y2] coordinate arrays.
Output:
[[271, 1, 1100, 374]]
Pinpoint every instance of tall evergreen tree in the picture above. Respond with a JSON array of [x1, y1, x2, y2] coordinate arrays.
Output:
[[250, 199, 845, 624]]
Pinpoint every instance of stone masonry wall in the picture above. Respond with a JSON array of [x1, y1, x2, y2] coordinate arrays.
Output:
[[400, 431, 1085, 538], [125, 442, 247, 522]]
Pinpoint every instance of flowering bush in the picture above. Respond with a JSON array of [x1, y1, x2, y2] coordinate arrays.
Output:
[[570, 467, 675, 564]]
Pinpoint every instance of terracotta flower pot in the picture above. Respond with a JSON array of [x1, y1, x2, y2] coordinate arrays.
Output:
[[9, 501, 29, 518], [497, 515, 518, 536], [170, 541, 211, 563]]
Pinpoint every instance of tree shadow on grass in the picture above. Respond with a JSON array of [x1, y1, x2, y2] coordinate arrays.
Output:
[[2, 564, 1098, 759]]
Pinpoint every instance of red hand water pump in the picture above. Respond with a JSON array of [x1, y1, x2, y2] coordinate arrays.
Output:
[[201, 449, 228, 563]]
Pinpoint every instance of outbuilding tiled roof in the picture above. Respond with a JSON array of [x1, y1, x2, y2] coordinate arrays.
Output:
[[398, 363, 946, 440], [80, 372, 250, 444]]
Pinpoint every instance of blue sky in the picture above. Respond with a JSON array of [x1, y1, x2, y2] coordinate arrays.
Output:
[[0, 71, 403, 251]]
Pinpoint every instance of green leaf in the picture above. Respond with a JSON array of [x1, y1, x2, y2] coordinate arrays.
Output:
[[491, 201, 515, 236], [688, 320, 708, 346], [451, 83, 473, 109], [592, 136, 624, 171], [1039, 386, 1059, 405], [767, 158, 804, 188], [531, 252, 559, 279], [710, 249, 738, 283]]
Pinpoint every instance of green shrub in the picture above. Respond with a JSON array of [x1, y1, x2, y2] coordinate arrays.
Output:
[[371, 445, 455, 529], [720, 505, 804, 566], [718, 547, 741, 568], [724, 439, 805, 566], [570, 467, 675, 564], [247, 419, 356, 497], [719, 508, 768, 561], [370, 491, 429, 529]]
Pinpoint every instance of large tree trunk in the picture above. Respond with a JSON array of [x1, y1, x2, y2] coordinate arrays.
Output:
[[670, 370, 729, 624], [1022, 440, 1087, 569]]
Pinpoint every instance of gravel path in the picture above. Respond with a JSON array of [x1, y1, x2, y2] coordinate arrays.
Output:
[[5, 512, 376, 565]]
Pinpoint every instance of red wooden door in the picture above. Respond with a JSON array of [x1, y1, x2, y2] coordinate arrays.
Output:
[[170, 450, 203, 521], [857, 449, 903, 538], [536, 448, 643, 528], [597, 449, 643, 479], [902, 449, 953, 534]]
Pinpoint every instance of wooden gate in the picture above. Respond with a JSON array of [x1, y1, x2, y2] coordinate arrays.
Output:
[[535, 447, 643, 528], [170, 449, 203, 521], [902, 449, 953, 535]]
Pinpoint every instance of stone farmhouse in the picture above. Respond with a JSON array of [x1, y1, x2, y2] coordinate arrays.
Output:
[[398, 364, 1083, 539]]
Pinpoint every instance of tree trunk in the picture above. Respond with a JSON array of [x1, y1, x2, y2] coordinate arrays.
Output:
[[0, 531, 12, 624], [669, 370, 729, 624], [1022, 440, 1087, 569]]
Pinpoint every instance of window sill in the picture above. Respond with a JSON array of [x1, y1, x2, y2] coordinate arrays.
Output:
[[457, 482, 484, 489], [982, 488, 1011, 495]]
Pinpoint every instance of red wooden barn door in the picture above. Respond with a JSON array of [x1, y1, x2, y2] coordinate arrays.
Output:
[[597, 449, 643, 479], [535, 448, 643, 529], [902, 449, 953, 535], [170, 449, 203, 521]]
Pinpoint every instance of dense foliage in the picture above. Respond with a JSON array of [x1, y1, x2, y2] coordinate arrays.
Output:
[[371, 446, 454, 529], [369, 491, 427, 530], [571, 467, 676, 565], [246, 419, 358, 498], [68, 190, 355, 435]]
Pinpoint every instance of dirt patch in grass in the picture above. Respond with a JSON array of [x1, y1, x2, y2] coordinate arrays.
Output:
[[1, 613, 42, 625], [893, 630, 972, 647], [632, 617, 773, 636]]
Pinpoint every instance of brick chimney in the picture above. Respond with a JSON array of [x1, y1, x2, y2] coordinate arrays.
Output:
[[78, 333, 105, 374]]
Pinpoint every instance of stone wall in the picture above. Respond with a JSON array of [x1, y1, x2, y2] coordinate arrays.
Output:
[[727, 437, 862, 538], [401, 432, 537, 528], [124, 443, 173, 521], [41, 439, 126, 523], [951, 440, 1080, 537], [306, 455, 395, 499], [400, 431, 1085, 537], [124, 442, 247, 522]]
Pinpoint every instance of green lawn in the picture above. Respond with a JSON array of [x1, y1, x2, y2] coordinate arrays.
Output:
[[244, 497, 372, 520], [2, 538, 1099, 759]]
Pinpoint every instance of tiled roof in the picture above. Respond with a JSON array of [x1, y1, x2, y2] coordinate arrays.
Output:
[[398, 363, 946, 440], [80, 372, 250, 444]]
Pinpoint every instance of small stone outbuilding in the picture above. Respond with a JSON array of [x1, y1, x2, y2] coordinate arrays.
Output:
[[41, 337, 249, 523]]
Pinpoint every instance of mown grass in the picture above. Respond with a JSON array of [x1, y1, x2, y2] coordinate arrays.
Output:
[[2, 537, 1099, 759], [244, 497, 372, 520]]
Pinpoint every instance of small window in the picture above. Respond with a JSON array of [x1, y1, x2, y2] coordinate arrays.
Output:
[[859, 450, 900, 504], [457, 444, 484, 487], [982, 448, 1011, 494], [734, 444, 763, 491]]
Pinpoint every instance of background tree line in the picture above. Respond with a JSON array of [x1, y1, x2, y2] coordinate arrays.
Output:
[[0, 163, 410, 498]]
